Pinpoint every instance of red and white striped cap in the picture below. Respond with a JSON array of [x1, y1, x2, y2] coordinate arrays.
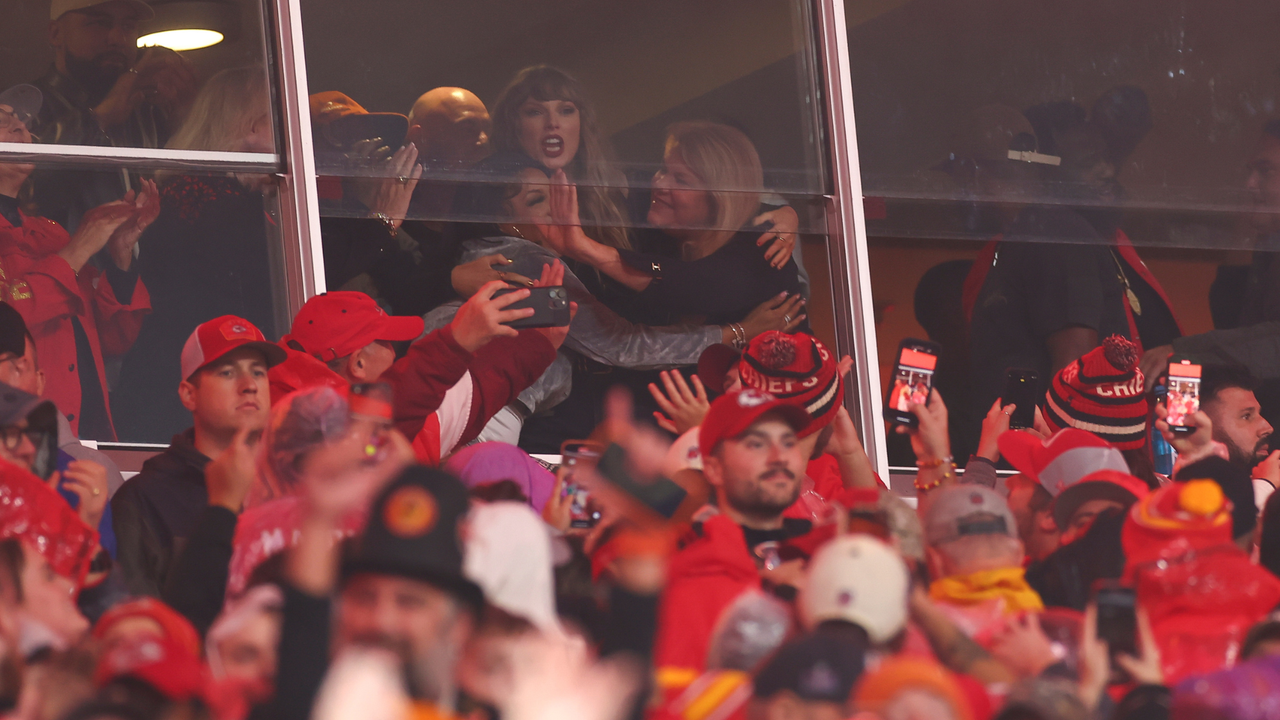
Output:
[[180, 315, 286, 380], [998, 427, 1130, 498]]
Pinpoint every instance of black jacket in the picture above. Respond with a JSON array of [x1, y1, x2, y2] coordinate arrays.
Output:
[[111, 429, 210, 597]]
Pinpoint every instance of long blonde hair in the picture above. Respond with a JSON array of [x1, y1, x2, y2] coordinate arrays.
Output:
[[664, 122, 763, 250], [161, 66, 271, 181], [492, 66, 631, 250]]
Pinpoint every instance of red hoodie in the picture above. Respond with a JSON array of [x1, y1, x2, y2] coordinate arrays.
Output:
[[653, 515, 762, 675]]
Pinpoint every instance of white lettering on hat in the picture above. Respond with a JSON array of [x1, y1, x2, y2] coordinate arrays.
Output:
[[1095, 377, 1143, 398], [737, 389, 774, 407]]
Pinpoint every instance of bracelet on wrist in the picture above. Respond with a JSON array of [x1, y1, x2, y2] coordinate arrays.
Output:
[[915, 455, 954, 468], [914, 461, 956, 492], [372, 212, 398, 235]]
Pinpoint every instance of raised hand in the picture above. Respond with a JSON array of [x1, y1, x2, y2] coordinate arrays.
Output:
[[450, 280, 535, 353], [60, 200, 135, 273], [57, 460, 110, 529], [358, 144, 422, 228], [451, 254, 534, 298], [739, 292, 806, 340], [299, 427, 414, 524], [752, 206, 799, 269], [648, 369, 710, 435], [108, 179, 161, 270], [205, 426, 261, 512]]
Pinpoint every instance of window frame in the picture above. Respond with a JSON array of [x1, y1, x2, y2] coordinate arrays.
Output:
[[0, 0, 887, 470]]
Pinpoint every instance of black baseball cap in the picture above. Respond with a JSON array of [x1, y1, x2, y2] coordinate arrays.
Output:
[[341, 466, 484, 612], [753, 632, 866, 703]]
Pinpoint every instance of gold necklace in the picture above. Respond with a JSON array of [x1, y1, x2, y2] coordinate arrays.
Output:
[[1108, 247, 1142, 316]]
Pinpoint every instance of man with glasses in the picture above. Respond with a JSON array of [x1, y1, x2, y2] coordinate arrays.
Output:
[[28, 0, 196, 231], [0, 300, 127, 497]]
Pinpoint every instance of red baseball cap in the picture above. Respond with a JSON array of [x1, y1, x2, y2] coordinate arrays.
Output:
[[698, 389, 812, 457], [95, 635, 209, 703], [180, 316, 286, 380], [284, 292, 424, 362]]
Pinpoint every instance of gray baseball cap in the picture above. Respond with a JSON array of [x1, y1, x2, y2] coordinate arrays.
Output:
[[923, 484, 1018, 546], [0, 86, 42, 125]]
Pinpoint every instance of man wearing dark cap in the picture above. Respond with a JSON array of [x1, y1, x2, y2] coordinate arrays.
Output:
[[112, 315, 286, 596], [749, 633, 864, 720], [255, 457, 481, 720]]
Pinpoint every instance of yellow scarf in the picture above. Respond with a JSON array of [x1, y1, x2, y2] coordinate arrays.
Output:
[[929, 567, 1044, 613]]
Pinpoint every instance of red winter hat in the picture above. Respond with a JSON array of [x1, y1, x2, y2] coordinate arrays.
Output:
[[0, 460, 97, 586], [93, 598, 202, 659], [284, 291, 424, 363], [180, 315, 287, 380], [1044, 335, 1148, 450], [739, 331, 842, 437], [95, 634, 210, 704], [1122, 479, 1234, 576]]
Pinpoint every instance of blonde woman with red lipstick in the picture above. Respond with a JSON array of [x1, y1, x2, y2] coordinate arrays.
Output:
[[490, 66, 799, 266]]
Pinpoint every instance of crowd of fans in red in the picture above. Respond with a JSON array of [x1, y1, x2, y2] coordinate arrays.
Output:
[[5, 1, 1280, 720]]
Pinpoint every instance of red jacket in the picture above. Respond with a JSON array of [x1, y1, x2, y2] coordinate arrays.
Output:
[[654, 515, 763, 675], [0, 213, 149, 439], [268, 324, 557, 462]]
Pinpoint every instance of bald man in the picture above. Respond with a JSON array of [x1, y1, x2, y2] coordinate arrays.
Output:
[[406, 87, 492, 169]]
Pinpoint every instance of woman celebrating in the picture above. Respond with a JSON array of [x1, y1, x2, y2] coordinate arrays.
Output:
[[488, 66, 797, 266], [537, 121, 809, 331]]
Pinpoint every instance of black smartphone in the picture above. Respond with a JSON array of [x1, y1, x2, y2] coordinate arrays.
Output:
[[560, 440, 604, 529], [1002, 368, 1039, 430], [1093, 580, 1138, 657], [494, 286, 571, 328], [1164, 357, 1202, 436], [883, 338, 941, 427]]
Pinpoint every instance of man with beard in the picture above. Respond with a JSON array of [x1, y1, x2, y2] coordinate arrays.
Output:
[[29, 0, 196, 231], [249, 431, 482, 720], [653, 389, 811, 675], [1201, 365, 1273, 471]]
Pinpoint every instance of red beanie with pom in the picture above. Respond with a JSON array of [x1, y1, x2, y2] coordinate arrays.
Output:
[[738, 331, 842, 437], [1044, 335, 1148, 450]]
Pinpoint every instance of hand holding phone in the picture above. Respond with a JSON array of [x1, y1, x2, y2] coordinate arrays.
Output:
[[883, 339, 941, 428], [560, 440, 605, 529], [1163, 358, 1202, 435], [494, 286, 571, 328], [1002, 368, 1039, 430]]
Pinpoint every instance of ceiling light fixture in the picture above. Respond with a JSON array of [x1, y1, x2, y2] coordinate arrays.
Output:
[[136, 1, 236, 52], [138, 28, 224, 51]]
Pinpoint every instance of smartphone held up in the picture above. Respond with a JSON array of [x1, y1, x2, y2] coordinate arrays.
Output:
[[1163, 358, 1202, 435], [883, 339, 940, 427]]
